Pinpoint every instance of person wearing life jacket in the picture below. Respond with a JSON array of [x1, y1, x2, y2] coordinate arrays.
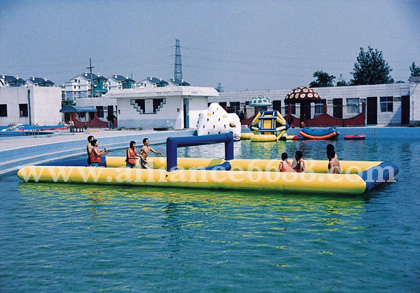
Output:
[[126, 141, 140, 168], [279, 152, 292, 172], [89, 139, 108, 167], [292, 150, 305, 173]]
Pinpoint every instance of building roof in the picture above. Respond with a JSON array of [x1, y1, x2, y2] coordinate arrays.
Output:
[[169, 78, 190, 86], [27, 77, 55, 85], [141, 77, 168, 84], [110, 75, 136, 82], [105, 86, 219, 99], [1, 75, 26, 84], [110, 74, 126, 81]]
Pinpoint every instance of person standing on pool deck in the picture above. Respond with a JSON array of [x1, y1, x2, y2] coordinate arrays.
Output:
[[279, 152, 292, 172], [90, 139, 108, 167], [139, 138, 163, 169], [86, 135, 95, 166], [292, 150, 305, 173], [126, 141, 140, 168]]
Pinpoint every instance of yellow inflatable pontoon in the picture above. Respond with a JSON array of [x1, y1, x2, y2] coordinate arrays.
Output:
[[16, 134, 398, 196]]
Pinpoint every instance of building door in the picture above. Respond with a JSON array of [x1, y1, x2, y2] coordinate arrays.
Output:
[[108, 105, 114, 116], [401, 96, 410, 125], [183, 98, 189, 129], [273, 100, 281, 114], [333, 98, 343, 119], [367, 97, 377, 125]]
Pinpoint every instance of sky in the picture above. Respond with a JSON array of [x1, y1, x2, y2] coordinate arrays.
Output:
[[1, 0, 419, 92]]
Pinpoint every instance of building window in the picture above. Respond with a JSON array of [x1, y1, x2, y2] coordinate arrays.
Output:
[[153, 99, 164, 113], [219, 102, 227, 109], [227, 102, 240, 114], [0, 104, 7, 117], [133, 99, 145, 113], [314, 99, 326, 116], [380, 96, 393, 112], [347, 98, 360, 114], [96, 106, 104, 118], [19, 104, 28, 117]]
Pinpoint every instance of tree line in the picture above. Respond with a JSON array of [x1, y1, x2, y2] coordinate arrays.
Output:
[[309, 46, 420, 88]]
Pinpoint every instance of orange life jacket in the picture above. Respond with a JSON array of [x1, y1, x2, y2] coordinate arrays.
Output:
[[280, 160, 292, 172], [90, 148, 102, 164], [126, 148, 136, 165]]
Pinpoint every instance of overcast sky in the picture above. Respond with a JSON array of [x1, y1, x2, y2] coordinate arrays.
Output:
[[1, 0, 419, 91]]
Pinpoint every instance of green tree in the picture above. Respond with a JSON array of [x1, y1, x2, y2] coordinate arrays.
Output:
[[350, 47, 393, 85], [409, 62, 420, 77], [309, 70, 336, 87], [336, 80, 348, 86]]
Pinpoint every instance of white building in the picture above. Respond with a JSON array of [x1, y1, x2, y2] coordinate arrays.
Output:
[[137, 77, 169, 88], [64, 73, 109, 101], [75, 96, 117, 123], [105, 86, 218, 129], [108, 75, 136, 91], [211, 79, 420, 125], [0, 85, 62, 126]]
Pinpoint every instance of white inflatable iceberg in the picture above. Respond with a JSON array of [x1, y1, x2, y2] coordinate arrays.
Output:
[[196, 103, 241, 139]]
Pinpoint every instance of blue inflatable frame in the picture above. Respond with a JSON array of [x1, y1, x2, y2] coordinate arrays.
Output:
[[166, 133, 234, 171]]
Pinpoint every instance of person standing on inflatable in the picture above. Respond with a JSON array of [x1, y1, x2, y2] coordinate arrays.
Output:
[[139, 138, 163, 169], [86, 135, 95, 166], [126, 141, 140, 168], [89, 139, 108, 167], [279, 152, 292, 172], [292, 150, 305, 173]]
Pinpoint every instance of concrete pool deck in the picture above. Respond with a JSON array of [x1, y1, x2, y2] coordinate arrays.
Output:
[[0, 128, 194, 178], [1, 126, 419, 178]]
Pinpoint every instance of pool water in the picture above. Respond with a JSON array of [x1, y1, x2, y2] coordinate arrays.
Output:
[[1, 139, 419, 291]]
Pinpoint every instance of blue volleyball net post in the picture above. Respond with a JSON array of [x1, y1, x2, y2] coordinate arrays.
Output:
[[166, 133, 234, 171]]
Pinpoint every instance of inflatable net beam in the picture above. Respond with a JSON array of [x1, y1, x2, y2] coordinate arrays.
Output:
[[166, 133, 234, 171]]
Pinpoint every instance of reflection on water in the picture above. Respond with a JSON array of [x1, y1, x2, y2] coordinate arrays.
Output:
[[18, 182, 365, 233]]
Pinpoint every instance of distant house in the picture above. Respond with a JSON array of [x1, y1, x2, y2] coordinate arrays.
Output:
[[1, 75, 26, 87], [26, 77, 55, 87], [138, 77, 168, 88], [64, 73, 108, 101], [168, 78, 190, 87], [108, 75, 136, 91]]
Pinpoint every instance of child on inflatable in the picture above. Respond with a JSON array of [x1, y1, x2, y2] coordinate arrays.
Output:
[[279, 152, 292, 172], [292, 150, 305, 173]]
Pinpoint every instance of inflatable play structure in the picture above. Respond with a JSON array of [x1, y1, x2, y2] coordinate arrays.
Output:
[[0, 124, 67, 136], [248, 110, 291, 141], [299, 127, 340, 140], [17, 133, 399, 196], [344, 134, 366, 140], [196, 103, 241, 139], [239, 96, 296, 141]]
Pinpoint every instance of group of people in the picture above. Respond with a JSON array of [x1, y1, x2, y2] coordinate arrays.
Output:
[[86, 136, 163, 168], [278, 144, 341, 174], [87, 135, 340, 173], [125, 138, 163, 169], [86, 136, 109, 167]]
